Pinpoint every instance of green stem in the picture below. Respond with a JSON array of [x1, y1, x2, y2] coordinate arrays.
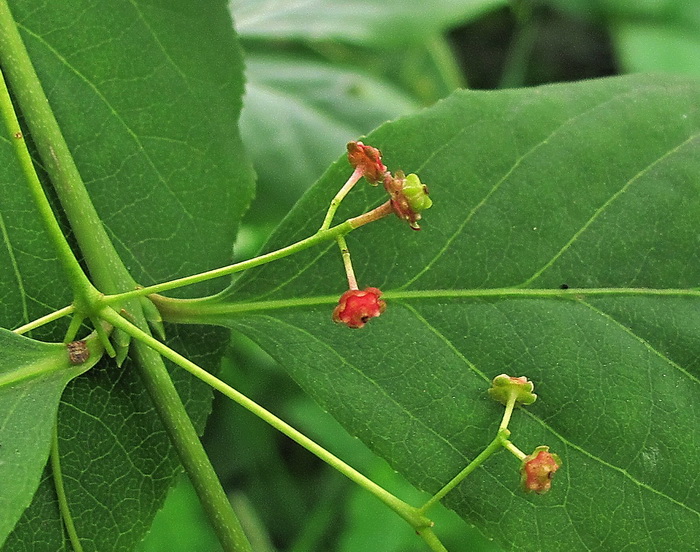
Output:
[[0, 0, 135, 296], [100, 307, 433, 532], [504, 440, 527, 461], [16, 285, 698, 335], [63, 314, 85, 343], [336, 235, 358, 290], [103, 203, 395, 306], [425, 35, 466, 92], [500, 393, 517, 431], [100, 307, 252, 552], [50, 424, 84, 552], [0, 62, 90, 296], [12, 304, 75, 335], [103, 220, 354, 305], [320, 166, 363, 230], [418, 430, 509, 514], [418, 527, 450, 552]]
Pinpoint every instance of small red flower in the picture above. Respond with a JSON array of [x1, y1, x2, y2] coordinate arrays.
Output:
[[332, 287, 386, 328], [520, 446, 562, 494], [347, 141, 387, 185]]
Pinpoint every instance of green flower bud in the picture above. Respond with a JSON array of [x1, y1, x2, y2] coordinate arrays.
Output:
[[488, 374, 537, 406], [403, 173, 433, 212]]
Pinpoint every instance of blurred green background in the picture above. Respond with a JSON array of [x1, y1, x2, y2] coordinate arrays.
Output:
[[137, 1, 700, 550]]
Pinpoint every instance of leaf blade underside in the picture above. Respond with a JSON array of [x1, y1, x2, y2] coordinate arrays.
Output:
[[200, 74, 700, 551], [1, 0, 254, 550]]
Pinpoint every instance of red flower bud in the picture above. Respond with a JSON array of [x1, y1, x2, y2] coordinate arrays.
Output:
[[332, 287, 386, 329], [520, 446, 562, 494], [347, 141, 387, 185]]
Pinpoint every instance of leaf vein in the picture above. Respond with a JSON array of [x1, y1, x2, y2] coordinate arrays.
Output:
[[519, 132, 700, 287], [17, 24, 197, 221], [399, 92, 640, 290]]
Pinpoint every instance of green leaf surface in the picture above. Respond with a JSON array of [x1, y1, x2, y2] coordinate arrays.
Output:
[[240, 55, 419, 219], [0, 330, 98, 548], [191, 74, 700, 550], [1, 0, 253, 549], [231, 0, 507, 46]]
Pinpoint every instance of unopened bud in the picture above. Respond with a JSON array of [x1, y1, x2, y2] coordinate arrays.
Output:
[[488, 374, 537, 406], [520, 446, 562, 494], [332, 287, 386, 329], [347, 141, 387, 185]]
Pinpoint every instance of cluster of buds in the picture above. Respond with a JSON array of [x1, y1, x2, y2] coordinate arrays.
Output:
[[346, 141, 432, 231], [332, 141, 433, 328], [488, 374, 562, 494]]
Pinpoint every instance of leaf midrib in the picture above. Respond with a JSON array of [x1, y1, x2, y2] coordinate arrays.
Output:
[[197, 287, 700, 317]]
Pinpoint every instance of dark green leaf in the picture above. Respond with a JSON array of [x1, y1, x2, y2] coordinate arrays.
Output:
[[1, 0, 253, 549], [0, 330, 97, 548], [196, 74, 700, 550]]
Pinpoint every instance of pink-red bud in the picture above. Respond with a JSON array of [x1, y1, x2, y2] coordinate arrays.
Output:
[[520, 446, 562, 494], [347, 141, 387, 185], [332, 287, 386, 329]]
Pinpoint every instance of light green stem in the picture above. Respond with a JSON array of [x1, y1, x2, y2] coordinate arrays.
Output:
[[418, 527, 450, 552], [336, 234, 358, 290], [16, 285, 698, 336], [504, 440, 527, 461], [419, 430, 509, 514], [103, 202, 395, 307], [100, 307, 433, 533], [320, 166, 363, 230], [500, 394, 518, 431], [50, 425, 84, 552], [0, 62, 90, 296], [499, 0, 537, 89], [129, 330, 253, 552], [0, 0, 134, 296], [425, 35, 466, 92], [102, 221, 352, 305], [12, 305, 75, 335]]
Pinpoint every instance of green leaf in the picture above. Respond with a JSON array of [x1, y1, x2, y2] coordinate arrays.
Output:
[[240, 55, 419, 220], [614, 22, 700, 76], [1, 0, 253, 549], [190, 74, 700, 550], [0, 330, 98, 548], [232, 0, 507, 46], [545, 0, 700, 76]]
